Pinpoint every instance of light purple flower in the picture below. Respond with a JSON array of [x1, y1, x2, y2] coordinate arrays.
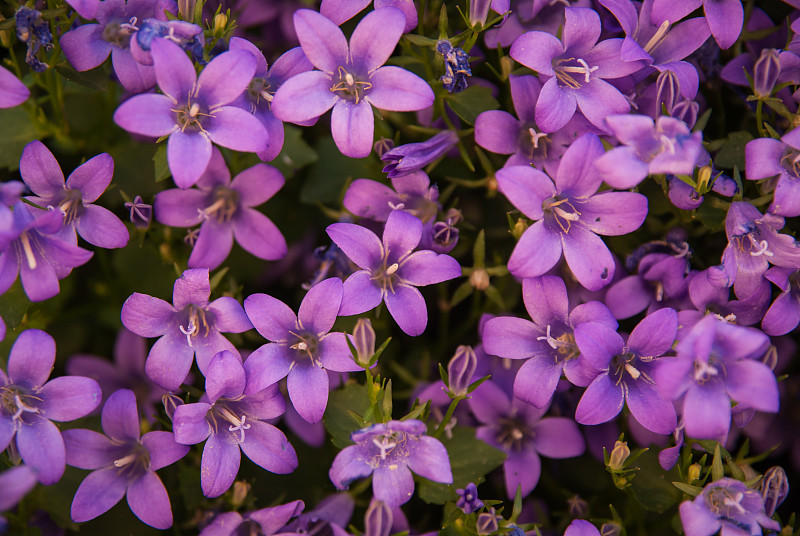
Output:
[[199, 500, 304, 536], [20, 140, 128, 249], [679, 478, 780, 536], [121, 268, 253, 390], [564, 520, 601, 536], [0, 65, 29, 108], [113, 38, 268, 188], [64, 389, 189, 528], [172, 350, 297, 497], [320, 0, 418, 32], [242, 277, 361, 423], [329, 419, 452, 508], [0, 329, 102, 485], [745, 127, 800, 217], [0, 465, 37, 511], [651, 0, 743, 50], [272, 8, 434, 158], [381, 131, 459, 178], [326, 209, 461, 336], [154, 147, 287, 270], [762, 267, 800, 335], [495, 133, 648, 291], [469, 380, 585, 498]]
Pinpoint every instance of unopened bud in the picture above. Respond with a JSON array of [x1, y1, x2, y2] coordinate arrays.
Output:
[[567, 494, 589, 517], [456, 482, 484, 514], [655, 70, 681, 116], [608, 441, 630, 471], [511, 218, 528, 240], [0, 15, 10, 48], [364, 500, 392, 536], [213, 13, 228, 36], [373, 138, 394, 158], [447, 345, 477, 397], [162, 393, 183, 421], [476, 508, 500, 535], [601, 522, 622, 536], [469, 0, 492, 26], [352, 318, 376, 366], [231, 481, 250, 508], [178, 0, 197, 21], [760, 466, 789, 517], [688, 463, 702, 482], [470, 268, 490, 291], [696, 165, 712, 193], [754, 48, 781, 98]]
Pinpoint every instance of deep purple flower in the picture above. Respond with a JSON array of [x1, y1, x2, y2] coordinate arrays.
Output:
[[15, 6, 52, 72], [272, 8, 434, 158], [20, 140, 129, 249], [574, 307, 678, 435], [0, 66, 29, 108], [282, 493, 354, 536], [745, 127, 800, 217], [326, 209, 461, 336], [64, 389, 189, 528], [495, 133, 648, 291], [113, 38, 268, 188], [437, 40, 472, 93], [0, 202, 93, 302], [121, 268, 253, 390], [683, 269, 770, 328], [381, 131, 459, 178], [199, 500, 304, 536], [173, 350, 297, 497], [0, 329, 101, 485], [469, 380, 585, 498], [483, 275, 618, 407], [456, 482, 484, 514], [509, 7, 643, 132], [655, 315, 777, 440], [154, 147, 287, 270], [129, 18, 204, 66], [242, 277, 361, 423], [679, 478, 780, 536], [329, 419, 452, 508]]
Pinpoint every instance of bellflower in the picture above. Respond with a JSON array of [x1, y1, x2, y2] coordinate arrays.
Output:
[[0, 66, 29, 108], [483, 275, 618, 408], [326, 209, 461, 336], [574, 307, 679, 435], [60, 0, 174, 93], [0, 329, 102, 485], [272, 8, 434, 158], [343, 171, 440, 226], [0, 465, 37, 512], [683, 269, 770, 328], [329, 419, 452, 508], [0, 202, 93, 302], [64, 389, 189, 528], [655, 315, 777, 440], [124, 195, 152, 228], [154, 147, 287, 270], [679, 478, 780, 536], [172, 350, 297, 497], [320, 0, 418, 32], [745, 127, 800, 217], [113, 38, 268, 188], [381, 131, 459, 178], [762, 267, 800, 335], [199, 500, 304, 536], [495, 133, 648, 291], [469, 380, 585, 498], [121, 268, 253, 391], [509, 7, 643, 132], [20, 140, 129, 249], [282, 492, 354, 536], [651, 0, 743, 50], [242, 277, 362, 423]]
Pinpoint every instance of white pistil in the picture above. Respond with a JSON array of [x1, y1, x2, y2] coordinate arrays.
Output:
[[693, 360, 719, 382], [528, 127, 547, 149], [643, 20, 671, 54], [293, 340, 308, 352], [228, 414, 251, 443], [113, 454, 137, 468], [388, 201, 406, 210], [120, 16, 139, 32], [536, 325, 560, 350], [749, 238, 773, 257], [372, 436, 397, 460], [12, 394, 38, 421], [385, 263, 399, 275], [560, 58, 598, 83], [553, 206, 580, 221], [712, 313, 736, 323], [19, 233, 37, 270], [345, 72, 355, 87], [180, 321, 197, 347], [723, 492, 747, 515], [625, 363, 641, 380]]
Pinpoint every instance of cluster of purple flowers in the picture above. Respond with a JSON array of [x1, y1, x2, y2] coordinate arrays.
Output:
[[1, 0, 799, 534]]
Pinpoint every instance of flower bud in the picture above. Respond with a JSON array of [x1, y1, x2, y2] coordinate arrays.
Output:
[[373, 138, 395, 158], [655, 70, 681, 116], [754, 49, 781, 98], [476, 508, 500, 535], [124, 195, 152, 228], [567, 494, 589, 517], [352, 318, 376, 366], [469, 0, 492, 26], [213, 13, 228, 36], [364, 500, 392, 536], [231, 481, 250, 508], [162, 393, 183, 421], [470, 269, 490, 291], [688, 463, 702, 482], [178, 0, 197, 21], [601, 522, 622, 536], [447, 345, 477, 397], [608, 441, 630, 471], [760, 466, 789, 517]]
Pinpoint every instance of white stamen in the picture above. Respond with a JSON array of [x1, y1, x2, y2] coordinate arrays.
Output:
[[180, 321, 197, 347], [553, 206, 580, 221], [12, 394, 38, 421], [372, 436, 397, 460], [712, 313, 736, 323], [120, 16, 139, 32], [723, 492, 747, 515], [113, 454, 137, 468], [643, 20, 671, 54], [189, 102, 200, 118], [19, 233, 37, 270], [749, 239, 773, 257], [228, 414, 251, 443], [536, 325, 560, 349], [693, 360, 719, 381], [528, 127, 547, 149]]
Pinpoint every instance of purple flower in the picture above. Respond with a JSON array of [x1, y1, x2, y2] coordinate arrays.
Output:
[[173, 350, 297, 497], [509, 7, 643, 132], [0, 465, 37, 511], [272, 8, 434, 158], [320, 0, 418, 32], [0, 66, 29, 108], [0, 329, 102, 485], [456, 482, 484, 514], [469, 380, 585, 498], [381, 131, 459, 178], [594, 115, 705, 189], [745, 127, 800, 217], [343, 171, 440, 225], [229, 39, 314, 162], [329, 419, 452, 508], [154, 147, 287, 270], [121, 268, 253, 391], [242, 277, 361, 423], [483, 275, 618, 407], [64, 389, 189, 528], [762, 267, 800, 335], [655, 315, 777, 440], [113, 38, 268, 188], [326, 209, 461, 336], [199, 500, 304, 536], [574, 307, 678, 435], [124, 195, 152, 228], [564, 520, 601, 536], [20, 140, 129, 249], [0, 202, 93, 302], [679, 478, 780, 536], [651, 0, 743, 50], [495, 133, 648, 291]]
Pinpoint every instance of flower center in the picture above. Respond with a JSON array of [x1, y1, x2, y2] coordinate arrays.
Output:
[[179, 306, 212, 347], [330, 66, 372, 104], [543, 196, 582, 233], [199, 187, 239, 224], [246, 77, 273, 112], [536, 325, 579, 363], [518, 124, 551, 161], [173, 100, 213, 133], [496, 416, 532, 452], [779, 148, 800, 179], [288, 331, 320, 365], [610, 352, 653, 385], [58, 188, 84, 226], [693, 359, 722, 384], [553, 57, 598, 89], [217, 407, 251, 443], [111, 440, 150, 478], [102, 18, 137, 48], [1, 386, 41, 425], [707, 486, 754, 519]]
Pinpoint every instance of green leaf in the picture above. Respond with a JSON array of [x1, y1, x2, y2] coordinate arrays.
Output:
[[712, 444, 724, 482], [403, 34, 438, 47], [208, 267, 229, 293], [714, 131, 753, 170], [302, 137, 375, 204], [270, 125, 318, 178], [0, 107, 39, 170], [628, 448, 681, 513], [417, 426, 506, 504], [672, 482, 703, 497], [324, 382, 370, 449], [153, 144, 171, 182], [54, 61, 109, 92], [0, 280, 31, 332], [444, 85, 499, 126]]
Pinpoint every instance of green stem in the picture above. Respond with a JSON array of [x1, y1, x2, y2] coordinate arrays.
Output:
[[755, 99, 765, 137], [433, 397, 460, 438]]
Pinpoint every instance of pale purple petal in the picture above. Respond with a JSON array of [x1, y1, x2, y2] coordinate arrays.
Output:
[[523, 274, 569, 326], [565, 520, 602, 536], [77, 204, 129, 249], [287, 363, 329, 423], [535, 77, 577, 133], [385, 284, 427, 336], [233, 209, 287, 261], [575, 374, 624, 425], [504, 449, 541, 498], [101, 389, 140, 441], [173, 268, 211, 308], [625, 381, 677, 435], [726, 360, 779, 412], [514, 357, 562, 407], [197, 50, 256, 107], [366, 67, 434, 112], [574, 322, 622, 369], [340, 270, 383, 316], [202, 433, 241, 497], [243, 344, 294, 395], [398, 251, 461, 286], [384, 210, 422, 257], [343, 179, 396, 220], [127, 471, 173, 529], [561, 225, 615, 291], [66, 152, 113, 202], [145, 330, 195, 391], [679, 500, 721, 536], [188, 221, 233, 270], [299, 277, 342, 335], [683, 381, 730, 439], [167, 130, 213, 189], [771, 175, 800, 217], [244, 293, 297, 341], [704, 0, 743, 50], [406, 435, 453, 483], [293, 9, 348, 72], [17, 417, 65, 484], [271, 71, 338, 124], [207, 296, 252, 334], [510, 32, 561, 75], [240, 421, 298, 473], [40, 376, 101, 421], [508, 221, 562, 278], [331, 99, 374, 158], [111, 46, 156, 94], [121, 293, 175, 337], [745, 138, 784, 181], [151, 38, 195, 101], [495, 165, 556, 220], [373, 465, 415, 508], [475, 111, 519, 154], [0, 465, 36, 511], [71, 467, 128, 522], [59, 24, 111, 71], [318, 333, 362, 372], [206, 351, 246, 401], [232, 164, 284, 207], [327, 222, 383, 270], [350, 8, 405, 73], [154, 188, 206, 226], [626, 307, 678, 358], [173, 403, 213, 444], [205, 107, 269, 153], [532, 417, 585, 458], [329, 444, 374, 489], [574, 80, 631, 132], [19, 141, 65, 199], [0, 65, 29, 108], [320, 0, 371, 26], [578, 192, 648, 236], [8, 329, 55, 388], [63, 429, 116, 469], [483, 316, 546, 359]]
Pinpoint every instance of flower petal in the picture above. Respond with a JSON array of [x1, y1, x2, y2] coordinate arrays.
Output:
[[71, 467, 128, 523], [8, 329, 55, 388], [293, 9, 348, 72], [167, 130, 213, 189], [372, 464, 415, 508], [233, 209, 288, 261], [202, 433, 241, 498], [197, 50, 256, 107], [240, 420, 298, 473], [366, 66, 434, 112], [385, 284, 428, 336], [287, 363, 329, 423], [327, 222, 383, 270], [127, 471, 173, 529], [350, 8, 405, 73], [561, 225, 615, 291], [40, 376, 102, 421], [20, 141, 65, 199], [575, 373, 624, 425], [17, 417, 65, 484], [151, 38, 195, 102], [508, 221, 562, 278], [271, 71, 338, 124], [331, 99, 374, 158]]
